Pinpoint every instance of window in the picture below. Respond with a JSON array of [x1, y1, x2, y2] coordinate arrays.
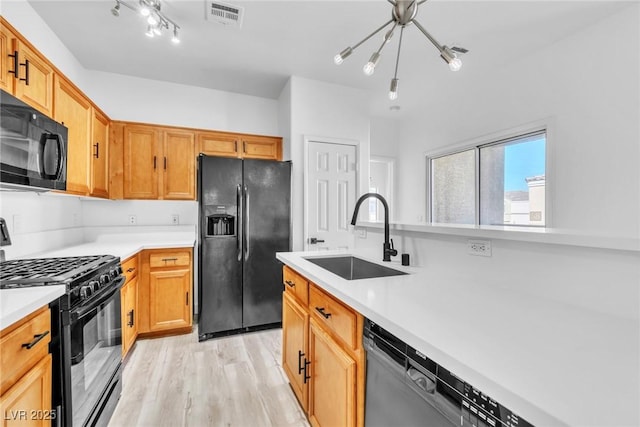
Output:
[[428, 130, 546, 227]]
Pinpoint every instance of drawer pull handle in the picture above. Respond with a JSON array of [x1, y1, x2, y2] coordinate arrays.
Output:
[[285, 280, 295, 288], [162, 257, 178, 262], [315, 307, 332, 319], [21, 331, 49, 350], [127, 267, 136, 273]]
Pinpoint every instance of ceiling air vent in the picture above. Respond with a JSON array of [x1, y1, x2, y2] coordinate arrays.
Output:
[[205, 1, 244, 28]]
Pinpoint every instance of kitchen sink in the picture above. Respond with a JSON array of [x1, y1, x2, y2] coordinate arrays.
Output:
[[304, 256, 407, 280]]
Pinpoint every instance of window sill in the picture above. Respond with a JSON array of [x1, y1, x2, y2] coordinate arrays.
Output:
[[356, 221, 640, 252]]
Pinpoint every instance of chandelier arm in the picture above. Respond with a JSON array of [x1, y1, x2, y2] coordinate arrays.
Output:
[[393, 26, 405, 79], [373, 22, 398, 55], [351, 18, 395, 51], [412, 19, 445, 53], [387, 0, 397, 5], [417, 0, 428, 4]]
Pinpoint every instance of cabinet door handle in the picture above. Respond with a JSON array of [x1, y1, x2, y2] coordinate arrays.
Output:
[[285, 280, 295, 288], [243, 141, 247, 153], [127, 267, 136, 273], [8, 50, 19, 79], [315, 307, 332, 319], [19, 58, 29, 85], [93, 142, 100, 159], [234, 141, 237, 152], [164, 157, 167, 170], [303, 358, 311, 384], [297, 350, 305, 374], [21, 331, 49, 350], [128, 309, 134, 327], [186, 291, 189, 306]]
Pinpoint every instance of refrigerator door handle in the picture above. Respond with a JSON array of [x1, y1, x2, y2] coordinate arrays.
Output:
[[237, 184, 243, 261], [244, 184, 250, 261]]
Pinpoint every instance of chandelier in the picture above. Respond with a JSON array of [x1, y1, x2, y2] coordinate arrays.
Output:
[[334, 0, 467, 100], [111, 0, 181, 44]]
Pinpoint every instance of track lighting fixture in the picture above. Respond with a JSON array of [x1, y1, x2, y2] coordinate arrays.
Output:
[[110, 0, 181, 44], [335, 0, 468, 100]]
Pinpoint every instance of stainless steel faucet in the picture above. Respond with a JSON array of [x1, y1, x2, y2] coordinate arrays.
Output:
[[350, 193, 397, 262]]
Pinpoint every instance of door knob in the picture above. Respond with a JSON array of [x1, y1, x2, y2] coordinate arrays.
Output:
[[308, 237, 325, 244]]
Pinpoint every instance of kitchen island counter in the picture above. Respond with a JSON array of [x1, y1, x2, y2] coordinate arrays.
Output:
[[277, 250, 639, 427]]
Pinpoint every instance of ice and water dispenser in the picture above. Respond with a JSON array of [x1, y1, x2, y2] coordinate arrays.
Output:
[[205, 206, 236, 237]]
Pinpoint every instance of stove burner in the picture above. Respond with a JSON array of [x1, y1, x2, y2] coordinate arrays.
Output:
[[0, 255, 118, 288]]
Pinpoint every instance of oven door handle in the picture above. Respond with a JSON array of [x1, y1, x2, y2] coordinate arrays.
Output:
[[71, 276, 125, 321]]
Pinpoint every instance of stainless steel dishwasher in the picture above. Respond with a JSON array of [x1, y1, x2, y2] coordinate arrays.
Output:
[[363, 319, 534, 427]]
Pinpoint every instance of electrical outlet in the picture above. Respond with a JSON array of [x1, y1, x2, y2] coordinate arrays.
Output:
[[171, 214, 179, 225], [467, 239, 491, 257], [357, 228, 367, 239], [128, 215, 137, 225]]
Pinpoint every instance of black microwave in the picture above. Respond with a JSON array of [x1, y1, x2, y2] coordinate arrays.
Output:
[[0, 89, 67, 191]]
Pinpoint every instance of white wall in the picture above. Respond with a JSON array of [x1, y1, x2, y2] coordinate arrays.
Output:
[[287, 76, 371, 250], [81, 200, 197, 227], [394, 4, 640, 239]]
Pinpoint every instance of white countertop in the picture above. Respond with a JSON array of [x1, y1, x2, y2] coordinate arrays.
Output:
[[277, 250, 639, 427], [1, 230, 196, 331]]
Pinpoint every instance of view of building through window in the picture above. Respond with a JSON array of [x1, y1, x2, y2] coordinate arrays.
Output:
[[429, 130, 546, 227]]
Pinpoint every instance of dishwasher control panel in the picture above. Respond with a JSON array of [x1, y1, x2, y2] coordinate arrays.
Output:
[[364, 319, 534, 427]]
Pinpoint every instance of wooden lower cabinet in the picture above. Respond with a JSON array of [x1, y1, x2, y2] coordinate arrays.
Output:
[[308, 317, 357, 427], [281, 267, 364, 427], [282, 292, 309, 411], [121, 276, 138, 358], [0, 306, 53, 426], [0, 354, 52, 427], [138, 248, 193, 336]]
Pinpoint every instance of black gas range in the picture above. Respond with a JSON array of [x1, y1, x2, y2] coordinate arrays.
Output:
[[0, 254, 125, 427]]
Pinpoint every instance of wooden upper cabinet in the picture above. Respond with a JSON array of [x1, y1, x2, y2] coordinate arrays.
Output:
[[163, 130, 195, 200], [124, 125, 160, 199], [53, 75, 92, 195], [13, 38, 54, 117], [91, 109, 110, 198], [0, 21, 14, 93], [197, 131, 240, 158], [241, 135, 282, 160]]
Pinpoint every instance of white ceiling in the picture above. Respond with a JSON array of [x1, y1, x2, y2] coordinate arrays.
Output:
[[27, 0, 632, 117]]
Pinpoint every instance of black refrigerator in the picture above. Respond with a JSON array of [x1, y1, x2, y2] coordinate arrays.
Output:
[[197, 154, 291, 341]]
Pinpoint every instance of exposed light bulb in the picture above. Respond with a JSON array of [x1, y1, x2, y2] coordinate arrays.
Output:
[[152, 25, 162, 36], [389, 78, 399, 100], [363, 52, 380, 76], [449, 57, 462, 72], [147, 14, 159, 25], [111, 3, 120, 16], [140, 6, 150, 16], [145, 25, 154, 37], [171, 27, 180, 44], [334, 47, 352, 65]]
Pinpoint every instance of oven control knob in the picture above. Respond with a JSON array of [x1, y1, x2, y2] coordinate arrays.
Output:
[[89, 280, 100, 291], [100, 274, 110, 285], [109, 269, 119, 279], [80, 285, 92, 299]]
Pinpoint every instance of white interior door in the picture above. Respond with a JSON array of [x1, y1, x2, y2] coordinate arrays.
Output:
[[306, 140, 357, 251]]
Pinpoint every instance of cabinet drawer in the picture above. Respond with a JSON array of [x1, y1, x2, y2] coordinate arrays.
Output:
[[149, 251, 191, 268], [283, 266, 309, 305], [309, 285, 357, 350], [0, 306, 51, 394], [121, 254, 138, 282]]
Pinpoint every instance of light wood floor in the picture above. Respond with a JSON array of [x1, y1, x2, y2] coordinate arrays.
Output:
[[109, 328, 310, 427]]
